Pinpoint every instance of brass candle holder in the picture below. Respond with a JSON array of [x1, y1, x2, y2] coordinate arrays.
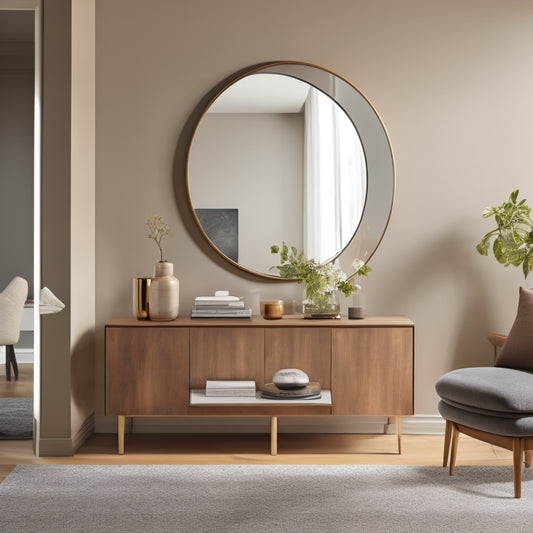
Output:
[[133, 277, 151, 320], [260, 300, 284, 320]]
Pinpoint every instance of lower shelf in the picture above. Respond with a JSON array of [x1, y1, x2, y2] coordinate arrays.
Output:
[[190, 389, 332, 405], [189, 389, 332, 416]]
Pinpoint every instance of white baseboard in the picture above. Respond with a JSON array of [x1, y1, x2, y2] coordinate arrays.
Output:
[[95, 414, 446, 435], [0, 346, 34, 364], [36, 437, 73, 457], [36, 414, 95, 457], [72, 413, 95, 452], [387, 415, 446, 435]]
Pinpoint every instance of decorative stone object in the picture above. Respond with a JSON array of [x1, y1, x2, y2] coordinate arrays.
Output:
[[272, 368, 310, 390]]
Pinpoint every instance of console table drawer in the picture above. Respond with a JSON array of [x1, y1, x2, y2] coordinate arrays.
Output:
[[189, 327, 264, 388]]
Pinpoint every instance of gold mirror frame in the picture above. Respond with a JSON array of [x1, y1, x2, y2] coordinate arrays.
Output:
[[185, 61, 395, 280]]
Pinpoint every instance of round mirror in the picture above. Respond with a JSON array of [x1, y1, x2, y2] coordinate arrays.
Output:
[[186, 62, 394, 279]]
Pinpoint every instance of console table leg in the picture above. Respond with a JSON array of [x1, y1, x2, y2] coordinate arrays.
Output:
[[270, 416, 278, 456], [118, 415, 125, 455], [396, 415, 402, 455]]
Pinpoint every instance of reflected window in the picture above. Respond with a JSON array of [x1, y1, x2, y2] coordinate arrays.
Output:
[[303, 87, 367, 263]]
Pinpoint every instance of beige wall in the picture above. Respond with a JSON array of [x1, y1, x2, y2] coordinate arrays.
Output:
[[70, 0, 95, 446], [40, 0, 73, 453], [94, 0, 533, 429], [39, 0, 96, 455]]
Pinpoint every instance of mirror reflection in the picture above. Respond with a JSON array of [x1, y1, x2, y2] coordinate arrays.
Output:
[[186, 63, 394, 279]]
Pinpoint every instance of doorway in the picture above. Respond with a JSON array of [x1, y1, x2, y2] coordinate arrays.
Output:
[[0, 3, 40, 445]]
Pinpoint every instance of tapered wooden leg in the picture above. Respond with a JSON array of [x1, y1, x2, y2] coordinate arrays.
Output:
[[270, 416, 278, 456], [449, 423, 459, 476], [396, 415, 402, 455], [118, 415, 125, 455], [443, 419, 453, 467], [525, 450, 532, 469], [513, 438, 524, 498]]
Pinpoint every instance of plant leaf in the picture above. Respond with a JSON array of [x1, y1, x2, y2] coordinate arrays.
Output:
[[524, 253, 533, 278]]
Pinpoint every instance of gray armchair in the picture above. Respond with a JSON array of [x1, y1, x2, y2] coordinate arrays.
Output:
[[0, 277, 29, 381], [436, 287, 533, 498]]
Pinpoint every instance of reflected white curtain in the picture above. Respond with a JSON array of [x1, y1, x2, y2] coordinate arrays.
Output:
[[303, 87, 366, 263]]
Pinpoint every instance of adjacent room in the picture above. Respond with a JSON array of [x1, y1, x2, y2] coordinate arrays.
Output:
[[1, 0, 533, 531]]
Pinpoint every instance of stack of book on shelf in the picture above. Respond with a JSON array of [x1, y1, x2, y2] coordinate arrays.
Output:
[[191, 293, 252, 319], [205, 380, 256, 397], [261, 382, 322, 400]]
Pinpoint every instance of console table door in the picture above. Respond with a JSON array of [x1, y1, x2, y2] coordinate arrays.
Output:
[[106, 327, 189, 415], [331, 327, 414, 415]]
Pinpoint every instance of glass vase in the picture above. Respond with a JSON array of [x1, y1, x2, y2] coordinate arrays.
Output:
[[302, 291, 340, 319]]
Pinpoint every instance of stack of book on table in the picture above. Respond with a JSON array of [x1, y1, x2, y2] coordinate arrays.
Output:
[[191, 293, 252, 319], [205, 380, 256, 397]]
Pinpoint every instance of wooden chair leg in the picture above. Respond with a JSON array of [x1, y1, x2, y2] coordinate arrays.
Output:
[[449, 422, 459, 476], [396, 415, 402, 455], [525, 449, 532, 469], [513, 439, 524, 498], [443, 419, 453, 467]]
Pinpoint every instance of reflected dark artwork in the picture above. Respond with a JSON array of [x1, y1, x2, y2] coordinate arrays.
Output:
[[195, 208, 238, 263]]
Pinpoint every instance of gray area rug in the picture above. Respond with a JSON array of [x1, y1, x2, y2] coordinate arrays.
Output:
[[1, 464, 533, 532], [0, 397, 32, 439]]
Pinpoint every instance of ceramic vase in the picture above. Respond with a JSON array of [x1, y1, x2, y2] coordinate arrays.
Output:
[[148, 261, 179, 321]]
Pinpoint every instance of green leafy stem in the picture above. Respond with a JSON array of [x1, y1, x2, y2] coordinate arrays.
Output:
[[476, 189, 533, 278]]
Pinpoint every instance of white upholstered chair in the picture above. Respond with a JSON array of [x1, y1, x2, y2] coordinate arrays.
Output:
[[0, 277, 29, 381]]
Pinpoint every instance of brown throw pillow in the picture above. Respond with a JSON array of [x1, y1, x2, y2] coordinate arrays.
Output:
[[496, 286, 533, 370]]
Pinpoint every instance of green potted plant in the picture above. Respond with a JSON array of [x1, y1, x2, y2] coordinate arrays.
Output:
[[270, 242, 371, 318], [476, 189, 533, 278]]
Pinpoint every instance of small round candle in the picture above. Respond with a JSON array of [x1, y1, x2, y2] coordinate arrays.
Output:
[[260, 300, 284, 320]]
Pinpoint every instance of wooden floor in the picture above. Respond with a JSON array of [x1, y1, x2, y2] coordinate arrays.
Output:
[[0, 432, 515, 486], [0, 364, 515, 486], [0, 363, 33, 398]]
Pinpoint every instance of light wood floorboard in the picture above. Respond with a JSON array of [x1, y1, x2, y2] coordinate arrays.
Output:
[[0, 363, 33, 397], [0, 432, 513, 485]]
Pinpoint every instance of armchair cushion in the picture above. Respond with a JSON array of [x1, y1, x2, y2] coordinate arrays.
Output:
[[436, 366, 533, 414], [495, 286, 533, 371], [438, 400, 533, 437]]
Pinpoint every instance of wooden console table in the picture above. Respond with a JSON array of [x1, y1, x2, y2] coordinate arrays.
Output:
[[105, 315, 414, 455]]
